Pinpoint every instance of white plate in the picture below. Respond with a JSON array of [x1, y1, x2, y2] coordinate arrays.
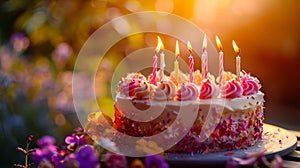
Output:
[[164, 123, 297, 165]]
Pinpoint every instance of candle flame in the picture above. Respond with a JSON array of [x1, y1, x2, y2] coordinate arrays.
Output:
[[202, 34, 207, 50], [216, 35, 222, 51], [156, 36, 164, 53], [187, 41, 192, 51], [232, 40, 240, 54], [175, 40, 180, 57]]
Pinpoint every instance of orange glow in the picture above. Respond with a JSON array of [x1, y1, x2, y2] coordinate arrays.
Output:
[[175, 40, 180, 57], [155, 0, 174, 13], [202, 34, 207, 50], [216, 35, 222, 51], [187, 41, 192, 52], [232, 40, 240, 54], [156, 36, 164, 53]]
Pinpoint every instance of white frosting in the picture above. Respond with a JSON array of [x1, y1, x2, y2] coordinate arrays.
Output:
[[116, 91, 264, 112]]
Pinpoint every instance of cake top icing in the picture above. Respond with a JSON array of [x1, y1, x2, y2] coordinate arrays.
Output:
[[117, 70, 261, 101]]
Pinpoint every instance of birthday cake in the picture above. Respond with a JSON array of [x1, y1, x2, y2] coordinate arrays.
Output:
[[86, 36, 265, 153], [114, 70, 264, 153]]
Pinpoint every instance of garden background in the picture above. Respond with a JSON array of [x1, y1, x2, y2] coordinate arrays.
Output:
[[1, 0, 300, 167]]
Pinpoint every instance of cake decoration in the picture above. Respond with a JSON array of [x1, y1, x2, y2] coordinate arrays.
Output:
[[220, 79, 243, 98], [177, 83, 199, 101], [199, 79, 219, 99], [88, 35, 265, 154], [241, 73, 260, 96]]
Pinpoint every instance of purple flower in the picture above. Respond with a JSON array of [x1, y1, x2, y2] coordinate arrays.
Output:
[[76, 145, 100, 168], [104, 153, 127, 168], [65, 134, 86, 151], [10, 33, 30, 52], [32, 136, 58, 164], [32, 144, 57, 164], [37, 136, 56, 147], [52, 149, 68, 167], [145, 155, 169, 168]]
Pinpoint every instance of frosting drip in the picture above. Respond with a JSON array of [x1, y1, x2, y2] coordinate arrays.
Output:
[[153, 80, 176, 101], [199, 79, 219, 99], [241, 74, 259, 96], [177, 83, 199, 101], [220, 79, 243, 98]]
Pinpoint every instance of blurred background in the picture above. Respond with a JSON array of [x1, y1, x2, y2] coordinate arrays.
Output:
[[1, 0, 300, 166]]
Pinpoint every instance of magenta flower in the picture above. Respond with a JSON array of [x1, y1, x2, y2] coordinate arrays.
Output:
[[65, 134, 86, 151], [104, 153, 127, 168], [32, 136, 58, 164], [76, 145, 100, 168], [145, 155, 169, 168]]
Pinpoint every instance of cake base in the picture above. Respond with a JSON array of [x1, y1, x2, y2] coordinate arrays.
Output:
[[164, 123, 297, 166]]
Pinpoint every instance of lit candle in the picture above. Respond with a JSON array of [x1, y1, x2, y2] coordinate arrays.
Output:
[[232, 40, 241, 81], [216, 35, 224, 85], [202, 34, 208, 79], [187, 41, 194, 82], [152, 37, 162, 85], [157, 36, 165, 81], [174, 40, 180, 82]]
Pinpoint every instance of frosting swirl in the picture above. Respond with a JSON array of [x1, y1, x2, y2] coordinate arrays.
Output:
[[118, 79, 140, 96], [153, 80, 176, 101], [177, 83, 199, 101], [220, 79, 243, 98], [117, 73, 147, 96], [134, 82, 153, 100], [199, 79, 219, 99], [241, 74, 259, 96]]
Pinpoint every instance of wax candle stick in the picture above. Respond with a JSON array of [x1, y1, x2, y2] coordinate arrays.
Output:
[[174, 40, 180, 82], [152, 36, 163, 85], [157, 36, 165, 81], [216, 35, 224, 85], [233, 40, 241, 81], [202, 34, 208, 79], [187, 41, 194, 82], [152, 54, 158, 85]]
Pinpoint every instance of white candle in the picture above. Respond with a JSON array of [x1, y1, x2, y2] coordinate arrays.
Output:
[[216, 35, 224, 85], [233, 40, 241, 81]]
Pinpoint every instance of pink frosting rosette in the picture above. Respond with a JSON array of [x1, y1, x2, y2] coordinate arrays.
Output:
[[152, 80, 176, 101], [199, 79, 219, 99], [220, 79, 243, 98], [134, 82, 153, 100], [177, 83, 199, 101], [240, 73, 259, 96], [118, 79, 140, 96], [117, 73, 147, 96]]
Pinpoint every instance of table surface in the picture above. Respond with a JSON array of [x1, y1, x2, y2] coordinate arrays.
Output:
[[282, 130, 300, 168]]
